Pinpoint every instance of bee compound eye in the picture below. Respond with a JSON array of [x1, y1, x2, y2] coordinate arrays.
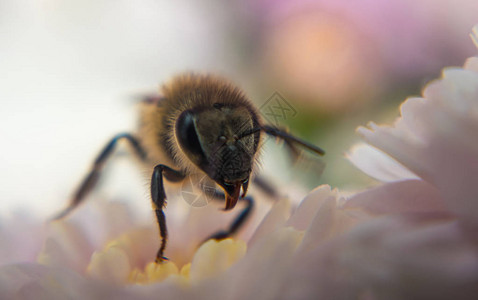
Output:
[[175, 110, 206, 161]]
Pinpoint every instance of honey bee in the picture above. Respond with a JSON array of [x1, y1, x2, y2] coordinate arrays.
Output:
[[54, 73, 324, 263]]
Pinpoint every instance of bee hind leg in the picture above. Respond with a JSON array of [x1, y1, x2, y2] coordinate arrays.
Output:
[[52, 133, 147, 220], [151, 164, 185, 263]]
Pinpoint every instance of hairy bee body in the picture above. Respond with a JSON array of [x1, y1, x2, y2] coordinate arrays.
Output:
[[56, 72, 324, 263]]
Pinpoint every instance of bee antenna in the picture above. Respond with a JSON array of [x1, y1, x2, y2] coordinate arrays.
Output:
[[237, 127, 261, 140], [260, 125, 325, 156]]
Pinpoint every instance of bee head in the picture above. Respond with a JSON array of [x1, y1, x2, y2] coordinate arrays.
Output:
[[175, 103, 259, 210]]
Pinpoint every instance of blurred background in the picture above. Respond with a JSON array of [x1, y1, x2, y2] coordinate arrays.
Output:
[[1, 0, 477, 218]]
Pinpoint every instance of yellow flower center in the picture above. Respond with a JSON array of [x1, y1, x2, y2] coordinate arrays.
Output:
[[86, 235, 247, 286]]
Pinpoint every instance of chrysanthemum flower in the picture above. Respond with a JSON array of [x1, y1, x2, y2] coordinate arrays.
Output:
[[2, 27, 478, 300]]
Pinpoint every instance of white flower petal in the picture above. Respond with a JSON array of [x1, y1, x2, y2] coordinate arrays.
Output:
[[471, 25, 478, 48], [464, 57, 478, 72], [357, 121, 426, 180], [347, 143, 419, 182], [425, 68, 478, 121]]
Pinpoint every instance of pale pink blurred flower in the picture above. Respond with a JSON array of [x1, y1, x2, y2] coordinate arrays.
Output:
[[341, 27, 478, 298], [0, 185, 363, 299], [254, 0, 478, 111], [0, 212, 45, 265], [2, 26, 478, 300], [348, 28, 478, 231]]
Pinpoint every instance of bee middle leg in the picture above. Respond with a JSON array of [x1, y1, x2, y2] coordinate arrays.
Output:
[[203, 190, 255, 241], [151, 164, 185, 263], [252, 175, 279, 199]]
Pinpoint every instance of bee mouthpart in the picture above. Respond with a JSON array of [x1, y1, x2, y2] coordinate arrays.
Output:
[[223, 181, 242, 211]]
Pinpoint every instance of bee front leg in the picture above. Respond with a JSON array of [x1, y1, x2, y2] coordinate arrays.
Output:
[[151, 164, 185, 263]]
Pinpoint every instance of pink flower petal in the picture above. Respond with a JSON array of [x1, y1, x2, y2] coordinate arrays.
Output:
[[296, 193, 337, 252], [0, 213, 45, 266], [358, 68, 478, 228], [221, 227, 304, 300], [286, 184, 338, 230], [284, 216, 478, 299], [0, 263, 137, 299], [248, 197, 291, 246], [37, 221, 94, 274], [344, 179, 448, 215]]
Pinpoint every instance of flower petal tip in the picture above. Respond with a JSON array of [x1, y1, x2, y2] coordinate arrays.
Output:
[[189, 239, 247, 281], [471, 25, 478, 48]]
